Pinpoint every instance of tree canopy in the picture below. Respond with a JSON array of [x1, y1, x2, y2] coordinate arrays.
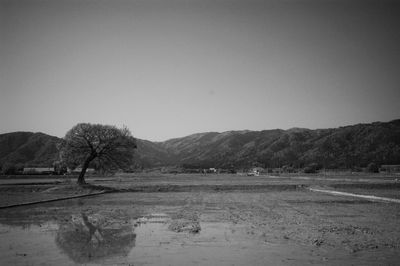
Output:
[[59, 123, 137, 184]]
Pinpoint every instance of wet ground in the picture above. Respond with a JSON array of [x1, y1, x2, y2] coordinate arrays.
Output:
[[0, 174, 400, 265]]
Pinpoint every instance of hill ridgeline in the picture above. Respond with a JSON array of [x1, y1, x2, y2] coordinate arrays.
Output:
[[1, 120, 399, 170]]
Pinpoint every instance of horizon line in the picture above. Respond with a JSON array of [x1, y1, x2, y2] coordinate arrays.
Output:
[[0, 118, 398, 143]]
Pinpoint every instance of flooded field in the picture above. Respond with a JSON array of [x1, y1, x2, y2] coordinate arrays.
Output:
[[1, 174, 400, 265], [0, 211, 316, 266]]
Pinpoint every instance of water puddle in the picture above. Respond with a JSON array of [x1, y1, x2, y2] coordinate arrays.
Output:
[[56, 213, 136, 264], [135, 213, 171, 225], [0, 222, 70, 265], [0, 212, 318, 265]]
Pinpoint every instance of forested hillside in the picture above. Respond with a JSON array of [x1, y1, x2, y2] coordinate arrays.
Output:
[[152, 120, 400, 169], [1, 119, 399, 171], [0, 132, 60, 169]]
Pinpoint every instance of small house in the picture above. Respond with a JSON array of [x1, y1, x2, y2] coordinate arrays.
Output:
[[68, 167, 96, 174], [23, 167, 54, 174], [380, 165, 400, 173]]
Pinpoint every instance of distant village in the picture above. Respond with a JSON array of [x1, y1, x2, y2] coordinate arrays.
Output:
[[21, 167, 95, 175], [14, 164, 400, 176]]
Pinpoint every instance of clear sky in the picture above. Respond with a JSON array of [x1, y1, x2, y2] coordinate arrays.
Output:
[[1, 0, 399, 141]]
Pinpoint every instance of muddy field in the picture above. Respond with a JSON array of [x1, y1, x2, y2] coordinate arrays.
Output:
[[0, 173, 400, 265]]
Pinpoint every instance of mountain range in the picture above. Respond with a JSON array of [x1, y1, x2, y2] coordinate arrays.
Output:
[[1, 119, 400, 170]]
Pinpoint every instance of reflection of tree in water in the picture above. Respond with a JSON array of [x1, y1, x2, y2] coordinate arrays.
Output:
[[55, 212, 136, 264]]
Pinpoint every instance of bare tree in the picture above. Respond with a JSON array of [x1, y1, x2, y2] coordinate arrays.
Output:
[[59, 123, 137, 184]]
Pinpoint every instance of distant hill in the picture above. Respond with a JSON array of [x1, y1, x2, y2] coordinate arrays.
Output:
[[0, 132, 60, 167], [157, 120, 400, 169], [1, 119, 400, 170]]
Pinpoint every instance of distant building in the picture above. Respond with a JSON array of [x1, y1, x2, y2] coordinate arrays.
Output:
[[247, 168, 262, 176], [68, 167, 96, 174], [380, 165, 400, 173], [23, 167, 54, 174]]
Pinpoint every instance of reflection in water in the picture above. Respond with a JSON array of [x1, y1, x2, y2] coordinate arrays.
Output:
[[0, 212, 322, 266], [55, 212, 136, 263]]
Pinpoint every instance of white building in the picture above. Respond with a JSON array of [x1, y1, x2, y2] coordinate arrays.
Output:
[[23, 167, 54, 174]]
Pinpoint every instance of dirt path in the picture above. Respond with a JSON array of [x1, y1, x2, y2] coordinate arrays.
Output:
[[309, 187, 400, 203]]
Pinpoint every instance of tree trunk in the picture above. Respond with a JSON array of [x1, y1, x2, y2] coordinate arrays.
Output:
[[77, 154, 95, 185], [77, 167, 87, 185]]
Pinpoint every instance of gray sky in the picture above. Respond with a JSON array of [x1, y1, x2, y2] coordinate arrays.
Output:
[[1, 0, 400, 141]]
